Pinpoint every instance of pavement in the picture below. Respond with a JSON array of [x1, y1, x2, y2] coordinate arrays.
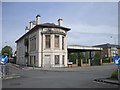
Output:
[[2, 74, 21, 80], [94, 78, 120, 85], [8, 63, 118, 72]]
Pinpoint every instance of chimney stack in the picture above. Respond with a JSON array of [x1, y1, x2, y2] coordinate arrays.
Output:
[[32, 21, 36, 27], [25, 26, 29, 33], [58, 18, 63, 26], [36, 15, 40, 25], [29, 21, 34, 29]]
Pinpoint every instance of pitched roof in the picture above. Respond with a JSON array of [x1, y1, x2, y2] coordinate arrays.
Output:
[[15, 23, 71, 43], [39, 23, 71, 30]]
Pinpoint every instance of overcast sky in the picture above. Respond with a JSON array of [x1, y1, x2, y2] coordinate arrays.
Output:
[[2, 2, 118, 52]]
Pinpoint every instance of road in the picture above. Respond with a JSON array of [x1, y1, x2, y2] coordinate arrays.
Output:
[[2, 64, 119, 88]]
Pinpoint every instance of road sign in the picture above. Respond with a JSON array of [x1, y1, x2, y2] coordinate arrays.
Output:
[[0, 55, 8, 64], [113, 56, 120, 65]]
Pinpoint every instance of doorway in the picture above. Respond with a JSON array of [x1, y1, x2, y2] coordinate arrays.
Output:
[[44, 55, 51, 67]]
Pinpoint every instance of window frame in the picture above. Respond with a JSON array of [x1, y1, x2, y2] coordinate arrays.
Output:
[[54, 35, 59, 48], [62, 55, 65, 65], [62, 36, 64, 50], [45, 35, 51, 49], [55, 55, 60, 65]]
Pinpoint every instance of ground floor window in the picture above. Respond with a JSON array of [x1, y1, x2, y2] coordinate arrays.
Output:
[[29, 56, 36, 66], [34, 56, 36, 65], [30, 56, 32, 65], [55, 55, 59, 65], [62, 55, 65, 65]]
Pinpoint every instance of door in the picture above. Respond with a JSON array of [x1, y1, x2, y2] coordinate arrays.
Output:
[[44, 55, 51, 67]]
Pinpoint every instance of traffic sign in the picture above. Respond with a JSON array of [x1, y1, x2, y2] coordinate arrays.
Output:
[[0, 55, 8, 64], [113, 56, 120, 65]]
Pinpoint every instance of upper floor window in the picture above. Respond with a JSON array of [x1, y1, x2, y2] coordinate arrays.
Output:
[[55, 35, 59, 48], [30, 36, 36, 51], [62, 37, 64, 50], [45, 35, 51, 48]]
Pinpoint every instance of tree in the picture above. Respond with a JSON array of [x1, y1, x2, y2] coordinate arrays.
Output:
[[79, 52, 84, 59], [94, 51, 101, 65], [68, 53, 77, 64], [0, 52, 2, 56], [94, 52, 100, 59], [1, 45, 13, 58]]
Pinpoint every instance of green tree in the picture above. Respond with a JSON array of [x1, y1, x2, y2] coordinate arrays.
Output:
[[1, 45, 13, 58], [94, 52, 101, 65], [79, 52, 84, 59], [94, 52, 100, 59], [68, 53, 77, 64], [0, 52, 2, 56], [68, 52, 85, 64]]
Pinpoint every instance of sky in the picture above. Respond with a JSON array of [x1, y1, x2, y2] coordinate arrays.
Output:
[[1, 2, 118, 52]]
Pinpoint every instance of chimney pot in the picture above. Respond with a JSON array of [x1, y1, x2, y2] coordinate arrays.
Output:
[[25, 26, 29, 33], [29, 21, 33, 29], [36, 15, 41, 25], [58, 18, 63, 26]]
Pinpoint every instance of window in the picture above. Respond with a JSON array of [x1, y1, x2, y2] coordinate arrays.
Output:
[[30, 36, 36, 51], [55, 35, 59, 48], [62, 55, 65, 65], [45, 35, 51, 48], [34, 56, 36, 65], [62, 37, 64, 50], [111, 48, 118, 57], [30, 56, 32, 65], [55, 55, 59, 65]]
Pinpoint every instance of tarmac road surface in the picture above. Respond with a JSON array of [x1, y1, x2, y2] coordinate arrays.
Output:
[[2, 64, 119, 88]]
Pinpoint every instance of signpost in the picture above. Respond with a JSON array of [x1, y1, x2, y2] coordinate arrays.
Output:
[[113, 56, 120, 85], [0, 55, 8, 64], [0, 55, 9, 78]]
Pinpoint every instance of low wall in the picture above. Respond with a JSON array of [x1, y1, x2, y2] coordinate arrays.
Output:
[[72, 64, 78, 67], [81, 59, 91, 67], [69, 59, 114, 68], [100, 59, 114, 65], [102, 62, 114, 65]]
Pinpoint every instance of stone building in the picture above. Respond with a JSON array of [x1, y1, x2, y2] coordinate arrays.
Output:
[[15, 15, 71, 67]]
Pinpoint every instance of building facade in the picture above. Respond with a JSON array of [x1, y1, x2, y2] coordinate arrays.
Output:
[[94, 43, 120, 59], [16, 15, 71, 67]]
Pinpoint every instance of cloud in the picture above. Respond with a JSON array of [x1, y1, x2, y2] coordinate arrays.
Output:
[[67, 32, 118, 46], [65, 23, 118, 46], [64, 23, 118, 34]]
